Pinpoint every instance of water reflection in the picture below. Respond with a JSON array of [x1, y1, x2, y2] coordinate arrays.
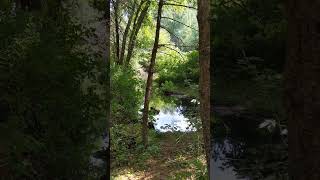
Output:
[[211, 141, 247, 180], [154, 106, 196, 132], [211, 108, 288, 180]]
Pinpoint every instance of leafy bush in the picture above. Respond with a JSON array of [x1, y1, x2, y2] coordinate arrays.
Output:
[[161, 81, 177, 92], [156, 50, 199, 96], [111, 64, 142, 124], [111, 124, 160, 170]]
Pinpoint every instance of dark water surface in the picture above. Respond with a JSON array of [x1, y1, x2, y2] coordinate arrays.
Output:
[[210, 107, 288, 180], [147, 95, 288, 180]]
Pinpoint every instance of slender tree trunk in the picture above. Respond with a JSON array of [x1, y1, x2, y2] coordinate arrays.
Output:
[[141, 0, 164, 148], [119, 0, 137, 65], [113, 0, 120, 63], [104, 0, 111, 179], [197, 0, 211, 175], [285, 1, 320, 179], [130, 0, 145, 35], [125, 0, 150, 65]]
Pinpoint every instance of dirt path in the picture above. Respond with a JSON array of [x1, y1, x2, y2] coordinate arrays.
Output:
[[115, 132, 205, 180]]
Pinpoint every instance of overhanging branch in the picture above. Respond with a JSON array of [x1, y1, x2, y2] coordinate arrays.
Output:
[[160, 25, 186, 46], [159, 43, 198, 49], [158, 44, 185, 61], [163, 2, 197, 10], [161, 16, 198, 32]]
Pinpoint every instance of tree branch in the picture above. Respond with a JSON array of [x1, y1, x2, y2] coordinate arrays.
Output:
[[159, 43, 198, 49], [158, 44, 185, 61], [161, 16, 198, 31], [163, 2, 197, 10], [158, 51, 178, 60], [160, 25, 186, 46]]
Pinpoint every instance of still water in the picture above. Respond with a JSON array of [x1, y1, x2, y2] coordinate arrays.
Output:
[[154, 106, 196, 132], [154, 98, 288, 180], [211, 139, 247, 180], [211, 106, 288, 180]]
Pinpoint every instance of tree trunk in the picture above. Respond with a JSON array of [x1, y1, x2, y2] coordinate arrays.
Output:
[[197, 0, 211, 175], [113, 0, 120, 63], [285, 1, 320, 179], [141, 0, 164, 148], [119, 0, 137, 65], [130, 0, 145, 37], [125, 0, 150, 65], [105, 0, 111, 179]]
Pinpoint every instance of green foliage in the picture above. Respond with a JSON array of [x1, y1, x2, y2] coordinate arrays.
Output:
[[0, 0, 11, 11], [161, 81, 177, 92], [110, 60, 159, 170], [156, 50, 199, 96], [191, 159, 208, 179], [212, 0, 286, 113], [110, 124, 139, 166], [162, 7, 198, 51], [172, 158, 208, 180], [111, 64, 142, 124], [110, 124, 160, 170], [0, 6, 106, 180]]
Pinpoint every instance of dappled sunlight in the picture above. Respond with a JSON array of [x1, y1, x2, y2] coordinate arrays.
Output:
[[110, 0, 205, 179], [112, 132, 206, 179]]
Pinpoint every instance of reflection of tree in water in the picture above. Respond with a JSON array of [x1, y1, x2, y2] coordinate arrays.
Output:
[[213, 113, 288, 180], [155, 95, 201, 131], [175, 97, 201, 130], [220, 140, 288, 179], [159, 95, 288, 179], [160, 119, 179, 131]]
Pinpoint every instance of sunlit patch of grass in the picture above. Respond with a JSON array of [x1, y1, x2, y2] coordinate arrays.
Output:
[[165, 155, 207, 180], [112, 130, 207, 179], [111, 168, 146, 180]]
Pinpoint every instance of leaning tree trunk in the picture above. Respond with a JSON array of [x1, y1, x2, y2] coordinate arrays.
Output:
[[119, 0, 137, 65], [285, 1, 320, 179], [125, 0, 150, 65], [197, 0, 211, 175], [113, 0, 120, 63], [141, 0, 164, 148]]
